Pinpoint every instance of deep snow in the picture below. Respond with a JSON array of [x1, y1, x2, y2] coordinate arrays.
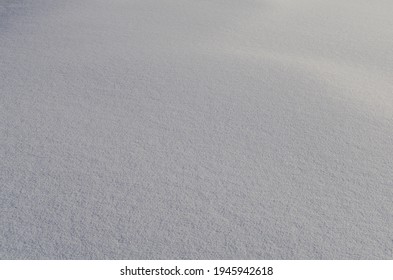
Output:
[[0, 0, 392, 259]]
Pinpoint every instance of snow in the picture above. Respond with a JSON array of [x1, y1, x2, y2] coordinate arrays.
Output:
[[1, 0, 392, 259]]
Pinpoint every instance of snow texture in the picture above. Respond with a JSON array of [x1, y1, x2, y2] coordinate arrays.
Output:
[[1, 0, 393, 259]]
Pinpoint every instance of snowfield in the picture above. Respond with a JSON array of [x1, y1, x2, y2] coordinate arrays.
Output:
[[1, 0, 392, 259]]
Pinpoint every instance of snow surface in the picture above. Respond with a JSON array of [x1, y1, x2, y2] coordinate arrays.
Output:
[[1, 0, 392, 259]]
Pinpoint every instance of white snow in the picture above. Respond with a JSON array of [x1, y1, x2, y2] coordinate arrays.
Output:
[[1, 0, 392, 259]]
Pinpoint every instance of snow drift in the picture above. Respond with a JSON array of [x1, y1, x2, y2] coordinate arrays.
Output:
[[1, 0, 392, 259]]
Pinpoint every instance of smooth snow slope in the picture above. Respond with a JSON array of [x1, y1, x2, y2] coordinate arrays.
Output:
[[1, 0, 392, 259]]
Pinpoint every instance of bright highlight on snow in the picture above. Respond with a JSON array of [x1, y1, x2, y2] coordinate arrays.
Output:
[[1, 0, 392, 259]]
